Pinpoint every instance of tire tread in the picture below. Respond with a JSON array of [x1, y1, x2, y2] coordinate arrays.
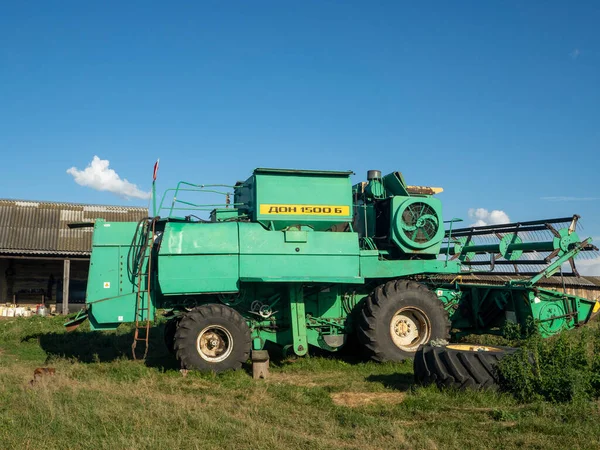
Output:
[[174, 303, 251, 373], [414, 344, 519, 390], [356, 279, 451, 362]]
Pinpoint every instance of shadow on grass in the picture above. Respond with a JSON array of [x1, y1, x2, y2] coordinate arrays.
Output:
[[21, 324, 181, 372], [262, 340, 375, 371], [19, 327, 373, 375], [366, 373, 415, 391], [20, 325, 402, 381]]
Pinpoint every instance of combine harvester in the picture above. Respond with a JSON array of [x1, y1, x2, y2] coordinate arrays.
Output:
[[66, 166, 600, 387]]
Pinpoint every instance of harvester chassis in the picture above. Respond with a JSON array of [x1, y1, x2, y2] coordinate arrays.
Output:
[[65, 167, 600, 378]]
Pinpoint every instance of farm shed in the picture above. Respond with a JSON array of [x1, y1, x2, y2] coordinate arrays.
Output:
[[0, 199, 148, 313]]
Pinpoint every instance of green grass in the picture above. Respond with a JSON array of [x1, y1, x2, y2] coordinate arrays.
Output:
[[1, 315, 600, 450]]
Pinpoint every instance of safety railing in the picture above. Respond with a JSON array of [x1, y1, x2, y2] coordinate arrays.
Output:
[[157, 181, 246, 219]]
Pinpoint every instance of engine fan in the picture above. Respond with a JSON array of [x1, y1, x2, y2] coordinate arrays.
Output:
[[401, 202, 439, 244], [392, 198, 444, 253]]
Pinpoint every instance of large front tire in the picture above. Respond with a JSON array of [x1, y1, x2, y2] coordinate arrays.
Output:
[[174, 304, 251, 373], [357, 280, 450, 362]]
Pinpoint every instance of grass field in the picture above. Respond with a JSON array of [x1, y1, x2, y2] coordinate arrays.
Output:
[[1, 315, 599, 450]]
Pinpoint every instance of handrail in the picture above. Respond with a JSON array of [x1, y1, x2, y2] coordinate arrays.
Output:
[[156, 180, 246, 218]]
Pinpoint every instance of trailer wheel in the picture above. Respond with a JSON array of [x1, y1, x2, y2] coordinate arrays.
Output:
[[414, 343, 520, 390], [174, 304, 251, 373], [163, 317, 180, 354], [356, 280, 450, 362]]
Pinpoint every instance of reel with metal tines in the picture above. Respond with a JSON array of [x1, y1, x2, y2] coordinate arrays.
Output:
[[441, 215, 599, 276]]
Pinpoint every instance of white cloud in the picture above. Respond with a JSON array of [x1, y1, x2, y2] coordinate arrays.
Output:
[[575, 257, 600, 276], [67, 156, 150, 200], [570, 48, 581, 59], [468, 208, 511, 227], [541, 196, 599, 202]]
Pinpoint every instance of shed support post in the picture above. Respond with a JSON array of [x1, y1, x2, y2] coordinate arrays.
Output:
[[62, 259, 70, 315]]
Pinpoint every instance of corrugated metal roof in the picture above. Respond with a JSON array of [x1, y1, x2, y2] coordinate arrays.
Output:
[[0, 199, 148, 256]]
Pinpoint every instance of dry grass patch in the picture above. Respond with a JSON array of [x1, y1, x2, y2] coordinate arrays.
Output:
[[330, 391, 405, 407]]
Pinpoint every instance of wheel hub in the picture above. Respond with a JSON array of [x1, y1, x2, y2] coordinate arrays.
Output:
[[207, 336, 219, 349], [394, 320, 412, 337], [389, 307, 430, 351], [196, 325, 234, 363]]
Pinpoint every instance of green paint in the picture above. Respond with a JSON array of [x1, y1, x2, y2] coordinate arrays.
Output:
[[235, 168, 354, 231], [238, 222, 361, 284], [84, 219, 155, 330], [429, 281, 598, 340], [443, 229, 584, 261], [289, 284, 308, 356], [360, 255, 460, 278], [73, 168, 599, 364], [152, 180, 157, 217], [158, 222, 240, 293], [390, 196, 445, 254]]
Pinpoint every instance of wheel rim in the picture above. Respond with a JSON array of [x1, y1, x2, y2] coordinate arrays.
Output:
[[196, 325, 234, 363], [389, 307, 430, 351], [446, 344, 503, 352]]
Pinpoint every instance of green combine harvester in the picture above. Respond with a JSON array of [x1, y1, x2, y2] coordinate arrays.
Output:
[[66, 167, 600, 387]]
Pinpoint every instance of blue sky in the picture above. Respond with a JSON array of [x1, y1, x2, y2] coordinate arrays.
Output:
[[1, 1, 599, 268]]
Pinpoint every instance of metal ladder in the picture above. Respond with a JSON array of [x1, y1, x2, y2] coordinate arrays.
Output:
[[132, 218, 156, 360]]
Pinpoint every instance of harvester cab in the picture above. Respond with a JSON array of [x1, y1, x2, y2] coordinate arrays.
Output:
[[65, 166, 600, 378]]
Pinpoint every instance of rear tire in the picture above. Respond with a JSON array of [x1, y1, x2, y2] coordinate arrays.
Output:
[[414, 343, 519, 390], [357, 280, 450, 362], [174, 304, 251, 373]]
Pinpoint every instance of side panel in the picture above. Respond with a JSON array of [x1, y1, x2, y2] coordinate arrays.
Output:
[[158, 222, 239, 294], [360, 251, 461, 278], [86, 246, 122, 303], [89, 293, 140, 330], [86, 220, 152, 330], [239, 223, 362, 283], [254, 172, 353, 231]]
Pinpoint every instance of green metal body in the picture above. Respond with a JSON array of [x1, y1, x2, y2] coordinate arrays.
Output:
[[73, 167, 600, 357], [433, 283, 597, 339]]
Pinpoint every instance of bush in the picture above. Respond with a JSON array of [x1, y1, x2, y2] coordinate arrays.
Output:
[[496, 324, 600, 403]]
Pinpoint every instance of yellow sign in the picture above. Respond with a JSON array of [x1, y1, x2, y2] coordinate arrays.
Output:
[[259, 204, 350, 216]]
